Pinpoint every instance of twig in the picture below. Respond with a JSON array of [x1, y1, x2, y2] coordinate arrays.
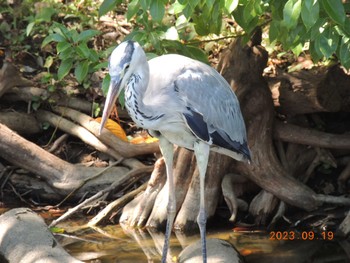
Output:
[[338, 161, 350, 185], [186, 34, 242, 46], [87, 182, 147, 227], [54, 159, 124, 207], [316, 194, 350, 206], [48, 133, 69, 153], [0, 166, 14, 189], [8, 182, 32, 206], [49, 165, 153, 227]]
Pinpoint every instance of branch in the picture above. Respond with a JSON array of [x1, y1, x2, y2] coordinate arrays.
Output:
[[274, 120, 350, 150], [52, 106, 160, 158]]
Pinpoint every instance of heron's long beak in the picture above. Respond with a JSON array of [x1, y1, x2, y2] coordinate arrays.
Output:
[[99, 76, 122, 134]]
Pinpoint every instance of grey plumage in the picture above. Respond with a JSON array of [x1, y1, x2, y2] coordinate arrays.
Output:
[[100, 40, 250, 263]]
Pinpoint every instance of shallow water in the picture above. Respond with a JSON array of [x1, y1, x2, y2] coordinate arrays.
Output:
[[59, 222, 350, 263]]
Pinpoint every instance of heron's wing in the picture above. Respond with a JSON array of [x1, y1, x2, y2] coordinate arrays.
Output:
[[174, 60, 250, 159]]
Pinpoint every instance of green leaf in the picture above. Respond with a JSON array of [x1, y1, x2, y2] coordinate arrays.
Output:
[[233, 4, 259, 35], [182, 4, 194, 19], [77, 30, 101, 43], [32, 101, 41, 111], [269, 20, 279, 44], [150, 0, 165, 23], [76, 42, 91, 59], [169, 1, 186, 14], [26, 22, 35, 36], [75, 60, 89, 84], [291, 43, 303, 57], [102, 73, 110, 95], [225, 0, 239, 13], [140, 0, 151, 10], [316, 27, 339, 58], [126, 0, 140, 21], [56, 41, 71, 53], [52, 22, 71, 40], [70, 29, 79, 43], [99, 0, 121, 17], [310, 18, 327, 40], [89, 49, 100, 63], [149, 31, 161, 50], [93, 61, 109, 70], [283, 0, 302, 29], [36, 7, 56, 22], [243, 0, 258, 23], [301, 0, 319, 30], [322, 0, 345, 25], [52, 33, 67, 42], [119, 89, 125, 108], [41, 33, 66, 47], [186, 45, 209, 64], [57, 58, 73, 80], [309, 40, 323, 62], [124, 29, 147, 43], [92, 102, 100, 118], [44, 56, 54, 69], [339, 37, 350, 69], [58, 48, 74, 60], [50, 226, 65, 234]]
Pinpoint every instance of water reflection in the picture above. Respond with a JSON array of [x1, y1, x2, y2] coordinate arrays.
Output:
[[60, 223, 350, 263]]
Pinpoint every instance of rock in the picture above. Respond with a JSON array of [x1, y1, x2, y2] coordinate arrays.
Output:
[[0, 207, 82, 263], [178, 238, 245, 263]]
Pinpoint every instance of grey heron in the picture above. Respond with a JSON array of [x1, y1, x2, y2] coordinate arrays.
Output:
[[99, 40, 250, 263]]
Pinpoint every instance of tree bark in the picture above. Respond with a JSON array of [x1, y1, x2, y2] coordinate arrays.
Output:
[[217, 32, 319, 211], [0, 123, 131, 197], [268, 65, 350, 115], [0, 112, 41, 135]]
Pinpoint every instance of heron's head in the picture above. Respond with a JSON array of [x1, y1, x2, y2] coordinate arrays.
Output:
[[99, 40, 145, 134]]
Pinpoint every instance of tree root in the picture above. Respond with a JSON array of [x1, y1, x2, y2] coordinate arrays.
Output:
[[275, 120, 350, 150], [52, 106, 160, 158], [87, 182, 148, 227], [338, 210, 350, 238], [0, 123, 139, 198], [0, 112, 41, 135]]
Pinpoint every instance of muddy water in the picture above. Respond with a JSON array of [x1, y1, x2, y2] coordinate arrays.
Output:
[[59, 222, 349, 263]]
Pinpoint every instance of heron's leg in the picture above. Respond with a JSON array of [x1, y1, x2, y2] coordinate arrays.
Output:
[[159, 137, 175, 263], [194, 141, 210, 263]]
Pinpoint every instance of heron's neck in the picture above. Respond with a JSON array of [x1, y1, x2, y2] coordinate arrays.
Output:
[[124, 60, 154, 127]]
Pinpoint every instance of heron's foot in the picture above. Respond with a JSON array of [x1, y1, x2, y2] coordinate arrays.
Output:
[[197, 209, 207, 263], [161, 202, 176, 263]]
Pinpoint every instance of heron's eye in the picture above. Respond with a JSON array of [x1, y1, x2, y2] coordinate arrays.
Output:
[[124, 64, 130, 71]]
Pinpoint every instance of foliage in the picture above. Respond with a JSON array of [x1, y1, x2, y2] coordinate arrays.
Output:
[[239, 0, 350, 69], [42, 23, 105, 85], [99, 0, 350, 69], [0, 0, 103, 89]]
